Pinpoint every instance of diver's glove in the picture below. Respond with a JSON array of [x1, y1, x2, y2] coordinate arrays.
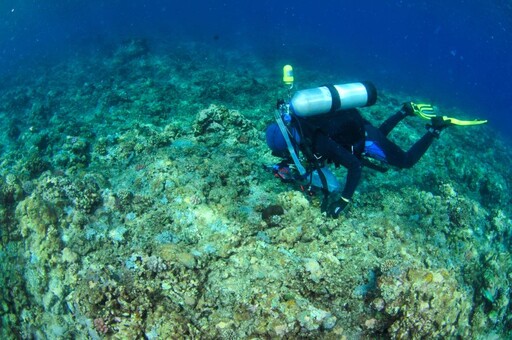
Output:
[[321, 196, 349, 218]]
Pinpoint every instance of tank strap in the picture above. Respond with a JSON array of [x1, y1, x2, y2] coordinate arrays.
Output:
[[325, 84, 341, 113], [300, 136, 330, 198]]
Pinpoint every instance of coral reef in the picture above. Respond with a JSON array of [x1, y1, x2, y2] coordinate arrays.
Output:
[[379, 267, 472, 338], [0, 41, 511, 339]]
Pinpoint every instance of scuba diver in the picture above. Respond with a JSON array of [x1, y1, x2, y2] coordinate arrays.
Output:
[[265, 66, 488, 218]]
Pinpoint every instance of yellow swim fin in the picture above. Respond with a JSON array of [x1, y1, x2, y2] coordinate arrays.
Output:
[[410, 102, 488, 126]]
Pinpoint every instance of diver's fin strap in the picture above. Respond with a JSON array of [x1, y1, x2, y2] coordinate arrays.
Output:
[[274, 110, 307, 176], [411, 102, 488, 126]]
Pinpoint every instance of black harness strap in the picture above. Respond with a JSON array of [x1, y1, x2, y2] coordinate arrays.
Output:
[[325, 84, 341, 113], [314, 165, 330, 199], [300, 134, 330, 199], [294, 117, 333, 199]]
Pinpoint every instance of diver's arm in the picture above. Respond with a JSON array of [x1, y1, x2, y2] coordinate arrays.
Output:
[[314, 134, 362, 200]]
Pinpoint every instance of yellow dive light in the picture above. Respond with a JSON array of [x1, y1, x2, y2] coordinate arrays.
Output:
[[283, 65, 294, 86]]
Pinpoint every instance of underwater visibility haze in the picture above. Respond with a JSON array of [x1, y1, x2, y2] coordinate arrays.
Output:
[[1, 0, 511, 338], [2, 1, 512, 135]]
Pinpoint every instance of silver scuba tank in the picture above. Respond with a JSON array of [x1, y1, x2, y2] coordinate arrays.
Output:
[[291, 81, 377, 117]]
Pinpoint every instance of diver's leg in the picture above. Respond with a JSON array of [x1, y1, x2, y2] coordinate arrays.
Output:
[[367, 125, 436, 169], [378, 106, 410, 137], [379, 132, 436, 168]]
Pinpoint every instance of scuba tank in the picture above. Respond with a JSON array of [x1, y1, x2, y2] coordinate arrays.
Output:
[[291, 82, 377, 117]]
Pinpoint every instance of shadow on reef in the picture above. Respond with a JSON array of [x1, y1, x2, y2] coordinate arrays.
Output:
[[0, 40, 511, 338]]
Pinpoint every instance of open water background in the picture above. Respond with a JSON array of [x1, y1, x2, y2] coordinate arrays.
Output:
[[1, 0, 511, 138]]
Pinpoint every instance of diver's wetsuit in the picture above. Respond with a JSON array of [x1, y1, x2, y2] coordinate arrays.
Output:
[[294, 108, 436, 200]]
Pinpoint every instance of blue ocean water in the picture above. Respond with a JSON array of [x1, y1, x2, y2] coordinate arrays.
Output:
[[1, 0, 511, 137]]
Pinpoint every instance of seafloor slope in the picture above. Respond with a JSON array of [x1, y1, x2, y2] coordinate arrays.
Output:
[[0, 40, 511, 339]]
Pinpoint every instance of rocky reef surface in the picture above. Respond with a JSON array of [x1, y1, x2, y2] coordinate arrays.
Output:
[[0, 40, 511, 339]]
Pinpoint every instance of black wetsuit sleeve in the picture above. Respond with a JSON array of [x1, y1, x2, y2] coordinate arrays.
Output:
[[314, 133, 362, 199]]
